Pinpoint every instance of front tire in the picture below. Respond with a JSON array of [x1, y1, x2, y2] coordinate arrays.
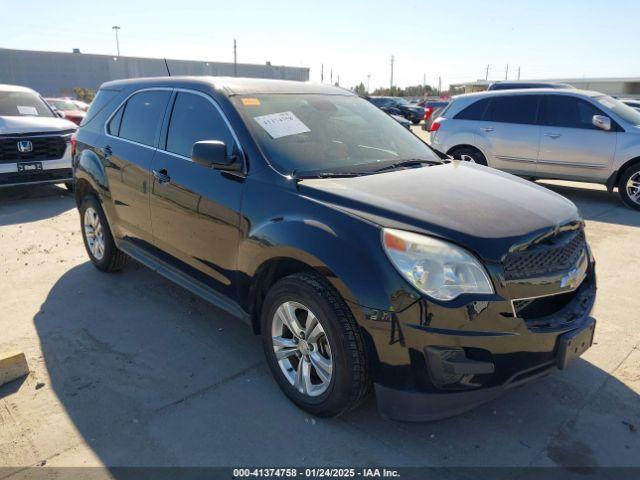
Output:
[[618, 164, 640, 210], [64, 181, 74, 192], [261, 272, 370, 417], [450, 146, 488, 166], [79, 195, 128, 272]]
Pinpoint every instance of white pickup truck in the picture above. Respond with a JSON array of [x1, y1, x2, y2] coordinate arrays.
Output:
[[0, 84, 77, 189]]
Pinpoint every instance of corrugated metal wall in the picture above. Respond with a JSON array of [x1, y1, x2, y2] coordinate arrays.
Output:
[[0, 48, 310, 96]]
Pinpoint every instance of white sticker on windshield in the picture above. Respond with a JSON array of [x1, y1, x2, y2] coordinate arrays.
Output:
[[254, 111, 310, 139], [17, 106, 38, 116]]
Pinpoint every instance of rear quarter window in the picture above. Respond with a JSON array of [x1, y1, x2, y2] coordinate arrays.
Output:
[[454, 98, 490, 120]]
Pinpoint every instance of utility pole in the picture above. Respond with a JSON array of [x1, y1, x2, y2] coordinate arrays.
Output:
[[337, 74, 340, 86], [390, 55, 394, 90], [321, 64, 324, 83], [517, 66, 521, 80], [505, 64, 509, 80], [112, 26, 121, 56], [233, 39, 237, 77], [438, 76, 442, 95], [330, 68, 333, 84], [485, 64, 490, 80], [367, 74, 371, 93]]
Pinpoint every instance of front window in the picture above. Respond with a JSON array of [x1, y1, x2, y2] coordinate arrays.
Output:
[[0, 91, 54, 117], [597, 95, 640, 126], [232, 94, 439, 176]]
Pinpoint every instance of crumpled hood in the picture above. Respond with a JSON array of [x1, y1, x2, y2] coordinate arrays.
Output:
[[0, 116, 77, 134], [298, 161, 580, 261]]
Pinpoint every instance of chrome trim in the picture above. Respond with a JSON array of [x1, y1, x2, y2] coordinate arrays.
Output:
[[103, 87, 245, 165], [0, 157, 72, 174], [537, 159, 606, 169], [0, 177, 73, 188], [496, 155, 537, 164], [0, 132, 74, 139]]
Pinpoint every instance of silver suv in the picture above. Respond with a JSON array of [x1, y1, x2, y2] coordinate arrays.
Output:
[[430, 88, 640, 209]]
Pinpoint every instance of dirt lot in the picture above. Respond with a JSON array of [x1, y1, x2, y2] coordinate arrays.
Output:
[[1, 152, 639, 474]]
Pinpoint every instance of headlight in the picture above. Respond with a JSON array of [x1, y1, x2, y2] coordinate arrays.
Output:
[[382, 228, 494, 301]]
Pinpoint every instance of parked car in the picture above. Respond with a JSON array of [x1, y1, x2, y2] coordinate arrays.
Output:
[[363, 96, 411, 129], [620, 98, 640, 112], [45, 98, 86, 125], [420, 100, 449, 130], [430, 88, 640, 210], [73, 77, 596, 421], [488, 81, 575, 91], [0, 84, 77, 189], [71, 99, 91, 112], [369, 96, 425, 124]]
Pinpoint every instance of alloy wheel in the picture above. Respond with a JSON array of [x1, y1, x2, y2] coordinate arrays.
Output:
[[84, 207, 105, 260], [459, 154, 476, 163], [626, 172, 640, 206], [271, 301, 333, 397]]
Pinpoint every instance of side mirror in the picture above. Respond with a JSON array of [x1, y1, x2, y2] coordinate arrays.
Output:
[[54, 109, 65, 119], [593, 115, 612, 131], [192, 140, 242, 171]]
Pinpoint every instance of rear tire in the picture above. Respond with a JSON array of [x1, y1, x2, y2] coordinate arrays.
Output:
[[450, 146, 488, 166], [79, 195, 128, 272], [618, 163, 640, 210], [261, 272, 370, 417]]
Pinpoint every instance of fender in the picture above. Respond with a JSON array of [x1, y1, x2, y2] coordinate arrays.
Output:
[[237, 213, 419, 317], [74, 148, 119, 228]]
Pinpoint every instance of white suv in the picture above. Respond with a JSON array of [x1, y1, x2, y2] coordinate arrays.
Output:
[[430, 88, 640, 209], [0, 84, 77, 189]]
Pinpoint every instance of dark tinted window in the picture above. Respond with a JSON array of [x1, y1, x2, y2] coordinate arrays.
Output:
[[118, 90, 170, 146], [81, 89, 119, 126], [542, 95, 604, 130], [485, 95, 539, 124], [107, 106, 124, 135], [166, 92, 235, 158], [455, 98, 490, 120]]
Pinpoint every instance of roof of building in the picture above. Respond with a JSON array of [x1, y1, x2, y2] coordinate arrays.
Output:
[[101, 76, 352, 96]]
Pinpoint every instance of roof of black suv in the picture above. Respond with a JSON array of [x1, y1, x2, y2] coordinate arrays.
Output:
[[101, 76, 353, 96]]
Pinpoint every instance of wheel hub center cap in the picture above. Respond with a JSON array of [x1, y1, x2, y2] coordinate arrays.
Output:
[[298, 339, 310, 355]]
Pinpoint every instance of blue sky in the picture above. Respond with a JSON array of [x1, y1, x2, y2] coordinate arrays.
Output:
[[2, 0, 638, 89]]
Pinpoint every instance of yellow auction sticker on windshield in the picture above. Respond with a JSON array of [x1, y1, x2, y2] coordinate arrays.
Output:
[[241, 98, 261, 106]]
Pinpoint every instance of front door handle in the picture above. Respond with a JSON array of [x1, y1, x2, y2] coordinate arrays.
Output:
[[153, 168, 171, 184], [481, 126, 494, 132], [544, 133, 562, 139]]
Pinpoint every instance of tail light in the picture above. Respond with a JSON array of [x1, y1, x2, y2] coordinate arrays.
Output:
[[70, 133, 77, 158], [424, 107, 434, 120], [429, 119, 442, 132]]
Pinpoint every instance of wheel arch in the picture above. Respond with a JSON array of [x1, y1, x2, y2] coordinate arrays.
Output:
[[607, 156, 640, 192]]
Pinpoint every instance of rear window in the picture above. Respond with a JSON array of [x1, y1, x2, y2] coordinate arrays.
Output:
[[80, 89, 119, 126], [117, 90, 171, 146], [454, 98, 490, 120], [485, 95, 539, 124], [0, 91, 54, 118]]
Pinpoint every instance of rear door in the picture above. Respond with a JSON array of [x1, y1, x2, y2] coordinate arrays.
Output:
[[537, 94, 616, 181], [103, 89, 171, 243], [475, 94, 541, 175], [149, 90, 245, 297]]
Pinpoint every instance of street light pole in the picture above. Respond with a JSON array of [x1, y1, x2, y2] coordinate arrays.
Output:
[[112, 26, 121, 56]]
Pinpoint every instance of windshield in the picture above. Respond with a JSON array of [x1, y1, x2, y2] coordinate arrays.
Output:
[[393, 97, 410, 105], [232, 94, 439, 176], [47, 99, 79, 111], [596, 95, 640, 126], [0, 91, 54, 117]]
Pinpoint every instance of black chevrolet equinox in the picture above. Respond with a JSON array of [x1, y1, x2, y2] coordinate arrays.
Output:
[[72, 77, 596, 421]]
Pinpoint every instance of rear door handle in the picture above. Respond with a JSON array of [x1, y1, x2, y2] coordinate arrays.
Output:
[[544, 133, 562, 139], [152, 168, 171, 184], [481, 127, 494, 132]]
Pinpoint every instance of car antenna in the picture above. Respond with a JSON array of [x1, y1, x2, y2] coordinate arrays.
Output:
[[163, 58, 171, 76]]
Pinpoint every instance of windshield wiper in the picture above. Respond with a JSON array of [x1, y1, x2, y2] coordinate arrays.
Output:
[[369, 158, 439, 173], [295, 171, 363, 179]]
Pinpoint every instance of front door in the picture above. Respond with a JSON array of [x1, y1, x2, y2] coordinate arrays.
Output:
[[475, 94, 541, 175], [537, 94, 616, 181], [149, 91, 245, 297], [103, 89, 171, 244]]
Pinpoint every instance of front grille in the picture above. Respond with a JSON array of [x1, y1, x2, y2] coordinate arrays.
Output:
[[504, 229, 586, 280], [0, 136, 67, 163]]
